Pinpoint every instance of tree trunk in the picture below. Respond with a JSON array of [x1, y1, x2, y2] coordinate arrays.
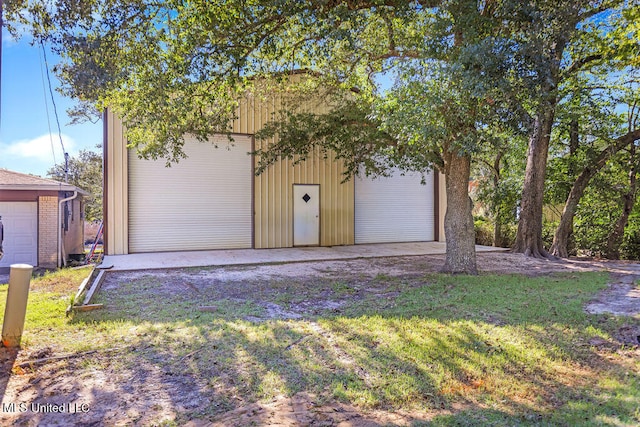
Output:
[[441, 149, 478, 275], [606, 144, 638, 259], [568, 118, 579, 176], [551, 129, 640, 257], [549, 119, 579, 257], [549, 173, 588, 258], [491, 152, 505, 247], [514, 109, 555, 258], [493, 221, 504, 248]]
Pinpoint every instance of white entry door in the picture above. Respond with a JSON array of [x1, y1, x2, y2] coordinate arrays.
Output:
[[293, 184, 320, 246]]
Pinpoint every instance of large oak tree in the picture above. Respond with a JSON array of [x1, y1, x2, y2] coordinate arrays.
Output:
[[510, 0, 639, 258], [8, 1, 635, 269], [7, 0, 524, 274]]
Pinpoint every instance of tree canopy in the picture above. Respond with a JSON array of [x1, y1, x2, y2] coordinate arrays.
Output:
[[5, 0, 640, 271], [48, 148, 103, 222]]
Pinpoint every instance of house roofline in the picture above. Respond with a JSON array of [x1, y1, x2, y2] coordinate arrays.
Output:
[[0, 184, 90, 195]]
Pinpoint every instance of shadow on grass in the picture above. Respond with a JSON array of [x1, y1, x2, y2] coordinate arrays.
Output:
[[0, 346, 18, 405], [7, 269, 640, 426]]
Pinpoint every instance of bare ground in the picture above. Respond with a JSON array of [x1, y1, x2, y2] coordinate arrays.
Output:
[[1, 252, 639, 426]]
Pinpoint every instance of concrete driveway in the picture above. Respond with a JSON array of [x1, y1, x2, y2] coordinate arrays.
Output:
[[100, 242, 504, 271]]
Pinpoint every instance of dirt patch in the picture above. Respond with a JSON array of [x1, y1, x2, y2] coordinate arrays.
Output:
[[196, 392, 462, 426], [1, 352, 206, 426], [585, 270, 640, 318], [2, 252, 640, 426]]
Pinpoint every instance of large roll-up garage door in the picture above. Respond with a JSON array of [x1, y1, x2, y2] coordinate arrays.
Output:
[[355, 169, 435, 244], [0, 202, 38, 267], [128, 135, 252, 253]]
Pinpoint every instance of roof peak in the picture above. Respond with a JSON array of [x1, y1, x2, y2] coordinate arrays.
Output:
[[0, 168, 88, 194]]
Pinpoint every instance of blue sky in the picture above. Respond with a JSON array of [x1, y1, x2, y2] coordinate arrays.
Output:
[[0, 30, 102, 178]]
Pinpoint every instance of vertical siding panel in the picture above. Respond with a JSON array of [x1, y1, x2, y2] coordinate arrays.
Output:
[[258, 158, 265, 249], [329, 153, 335, 244], [271, 94, 278, 248], [115, 115, 122, 253], [106, 110, 129, 255], [106, 111, 114, 254], [252, 104, 257, 249], [123, 121, 129, 252], [109, 113, 116, 252], [342, 159, 348, 244], [319, 149, 324, 246], [269, 93, 276, 248], [334, 156, 340, 245], [322, 149, 329, 246], [249, 97, 254, 134], [254, 135, 262, 249], [266, 99, 275, 247], [349, 163, 355, 244], [232, 100, 239, 134], [260, 153, 268, 249], [106, 112, 112, 253], [237, 100, 243, 134], [331, 157, 337, 244], [245, 97, 252, 134], [279, 94, 288, 248], [329, 154, 336, 245], [263, 100, 271, 248], [286, 156, 292, 247], [118, 137, 124, 253], [323, 108, 330, 244], [337, 158, 341, 244], [206, 86, 360, 249], [334, 155, 340, 244]]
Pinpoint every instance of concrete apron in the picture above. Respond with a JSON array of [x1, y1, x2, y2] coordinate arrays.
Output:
[[101, 242, 504, 272]]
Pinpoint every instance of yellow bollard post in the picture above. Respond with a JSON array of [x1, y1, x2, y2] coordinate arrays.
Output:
[[1, 264, 33, 347]]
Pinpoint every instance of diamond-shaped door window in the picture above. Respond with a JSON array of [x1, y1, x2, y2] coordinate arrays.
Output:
[[302, 193, 311, 203]]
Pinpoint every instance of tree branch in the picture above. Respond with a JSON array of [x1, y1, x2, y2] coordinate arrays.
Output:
[[563, 53, 604, 76], [577, 0, 623, 22]]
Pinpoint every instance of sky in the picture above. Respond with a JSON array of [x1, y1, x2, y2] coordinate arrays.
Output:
[[0, 30, 102, 178]]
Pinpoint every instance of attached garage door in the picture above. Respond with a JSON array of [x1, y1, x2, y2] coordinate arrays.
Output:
[[355, 169, 435, 244], [128, 135, 252, 253], [0, 202, 38, 267]]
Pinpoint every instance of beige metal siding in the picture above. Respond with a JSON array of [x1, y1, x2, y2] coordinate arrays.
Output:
[[253, 147, 354, 248], [438, 172, 447, 242], [106, 89, 355, 252], [104, 109, 129, 255], [236, 93, 354, 248]]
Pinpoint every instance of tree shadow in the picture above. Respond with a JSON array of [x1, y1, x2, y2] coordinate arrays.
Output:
[[0, 346, 18, 407], [4, 268, 639, 425]]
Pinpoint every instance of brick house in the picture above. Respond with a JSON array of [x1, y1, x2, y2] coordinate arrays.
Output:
[[0, 169, 88, 269]]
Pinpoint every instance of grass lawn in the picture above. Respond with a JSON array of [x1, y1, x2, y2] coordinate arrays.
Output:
[[1, 264, 639, 425]]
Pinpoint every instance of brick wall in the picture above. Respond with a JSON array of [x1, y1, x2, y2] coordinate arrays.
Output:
[[38, 196, 58, 268]]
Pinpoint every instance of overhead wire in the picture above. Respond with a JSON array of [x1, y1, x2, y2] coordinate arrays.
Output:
[[40, 39, 68, 181], [39, 40, 57, 166]]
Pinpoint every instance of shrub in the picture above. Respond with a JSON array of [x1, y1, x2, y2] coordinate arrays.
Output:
[[474, 217, 494, 246]]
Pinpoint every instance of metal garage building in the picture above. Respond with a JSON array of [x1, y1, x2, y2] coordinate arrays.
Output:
[[104, 98, 445, 256]]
